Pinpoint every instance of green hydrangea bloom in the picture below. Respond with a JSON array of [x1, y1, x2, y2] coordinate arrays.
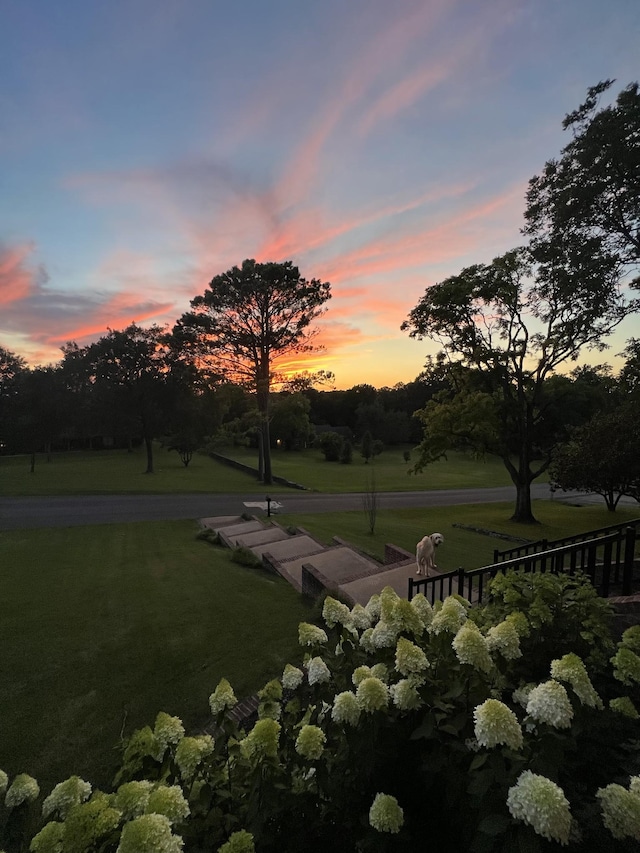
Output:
[[258, 679, 283, 702], [356, 677, 389, 713], [352, 665, 372, 687], [369, 793, 404, 834], [113, 781, 154, 820], [217, 829, 255, 853], [5, 773, 39, 809], [597, 782, 640, 841], [146, 786, 190, 825], [526, 680, 574, 729], [282, 664, 304, 690], [29, 820, 64, 853], [370, 663, 389, 682], [209, 678, 237, 716], [390, 679, 423, 711], [473, 699, 523, 750], [350, 603, 372, 631], [365, 594, 381, 621], [379, 586, 401, 623], [42, 776, 92, 820], [486, 620, 522, 660], [298, 622, 329, 647], [331, 691, 361, 726], [371, 620, 398, 649], [621, 625, 640, 654], [505, 610, 531, 638], [507, 771, 571, 844], [306, 656, 331, 685], [63, 793, 122, 852], [116, 813, 183, 853], [609, 696, 639, 719], [175, 736, 214, 781], [0, 770, 7, 796], [429, 597, 467, 635], [359, 627, 376, 654], [322, 596, 352, 629], [452, 621, 493, 673], [550, 653, 602, 708], [153, 713, 185, 758], [611, 646, 640, 686], [395, 636, 429, 676], [295, 725, 326, 760], [388, 598, 424, 637], [410, 593, 434, 628], [242, 719, 281, 761]]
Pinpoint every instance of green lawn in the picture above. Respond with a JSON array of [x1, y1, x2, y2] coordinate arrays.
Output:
[[0, 521, 311, 792], [277, 502, 640, 571], [0, 445, 517, 496]]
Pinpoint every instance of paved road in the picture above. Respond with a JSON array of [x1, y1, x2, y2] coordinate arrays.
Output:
[[0, 482, 595, 530]]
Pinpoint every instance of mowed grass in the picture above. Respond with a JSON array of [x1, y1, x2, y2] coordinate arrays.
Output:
[[0, 520, 311, 792], [1, 445, 517, 496], [277, 502, 640, 571]]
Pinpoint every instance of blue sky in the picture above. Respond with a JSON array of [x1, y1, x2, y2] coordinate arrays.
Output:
[[2, 0, 639, 387]]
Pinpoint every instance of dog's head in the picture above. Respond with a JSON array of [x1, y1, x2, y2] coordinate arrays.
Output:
[[431, 533, 444, 547]]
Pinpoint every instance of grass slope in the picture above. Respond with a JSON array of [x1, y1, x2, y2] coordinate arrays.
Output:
[[0, 521, 310, 792]]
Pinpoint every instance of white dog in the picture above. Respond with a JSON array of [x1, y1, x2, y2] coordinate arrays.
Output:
[[416, 533, 444, 576]]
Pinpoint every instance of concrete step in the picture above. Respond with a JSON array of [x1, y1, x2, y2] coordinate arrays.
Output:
[[234, 527, 291, 548], [277, 546, 381, 589], [252, 534, 325, 562], [217, 521, 266, 545], [200, 515, 244, 530]]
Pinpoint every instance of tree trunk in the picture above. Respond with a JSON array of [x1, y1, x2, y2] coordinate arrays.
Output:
[[262, 416, 273, 485], [144, 434, 154, 474], [257, 429, 265, 482], [510, 479, 538, 523]]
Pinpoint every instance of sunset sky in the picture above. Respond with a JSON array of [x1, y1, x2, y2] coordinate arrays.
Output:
[[2, 0, 639, 389]]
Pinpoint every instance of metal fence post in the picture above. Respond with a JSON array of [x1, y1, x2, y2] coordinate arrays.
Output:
[[623, 527, 636, 596]]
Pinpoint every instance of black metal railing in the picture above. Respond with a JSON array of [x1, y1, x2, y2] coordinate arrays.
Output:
[[492, 517, 640, 563], [408, 526, 637, 606]]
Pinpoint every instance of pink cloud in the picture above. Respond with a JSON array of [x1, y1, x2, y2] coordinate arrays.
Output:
[[0, 243, 40, 305]]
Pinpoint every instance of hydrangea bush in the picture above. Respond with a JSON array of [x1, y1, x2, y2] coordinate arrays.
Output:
[[1, 571, 639, 852]]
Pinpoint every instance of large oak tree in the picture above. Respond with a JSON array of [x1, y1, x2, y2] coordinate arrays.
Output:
[[174, 259, 331, 484]]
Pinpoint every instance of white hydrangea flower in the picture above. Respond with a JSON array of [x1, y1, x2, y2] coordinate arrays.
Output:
[[631, 777, 640, 796], [526, 680, 574, 729], [209, 679, 237, 716], [379, 586, 401, 622], [365, 594, 381, 621], [473, 699, 523, 751], [217, 829, 256, 853], [609, 696, 639, 719], [295, 725, 326, 760], [282, 664, 304, 691], [512, 683, 536, 709], [29, 820, 65, 853], [146, 785, 190, 825], [410, 593, 434, 628], [322, 596, 352, 629], [5, 774, 39, 809], [612, 647, 640, 686], [596, 782, 640, 841], [116, 813, 183, 853], [42, 776, 92, 820], [154, 713, 186, 758], [550, 653, 602, 708], [486, 620, 522, 660], [390, 679, 423, 711], [241, 719, 280, 761], [452, 621, 493, 673], [370, 663, 389, 682], [507, 771, 572, 845], [332, 691, 361, 725], [352, 665, 373, 687], [429, 597, 467, 635], [387, 598, 424, 637], [359, 628, 376, 654], [350, 603, 372, 631], [0, 770, 8, 796], [298, 622, 329, 647], [174, 735, 214, 781], [369, 792, 404, 834], [395, 636, 429, 676], [306, 656, 331, 686], [371, 620, 398, 649], [114, 781, 154, 819], [356, 677, 389, 713]]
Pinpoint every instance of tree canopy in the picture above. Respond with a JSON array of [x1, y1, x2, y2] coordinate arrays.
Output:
[[174, 259, 331, 484]]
